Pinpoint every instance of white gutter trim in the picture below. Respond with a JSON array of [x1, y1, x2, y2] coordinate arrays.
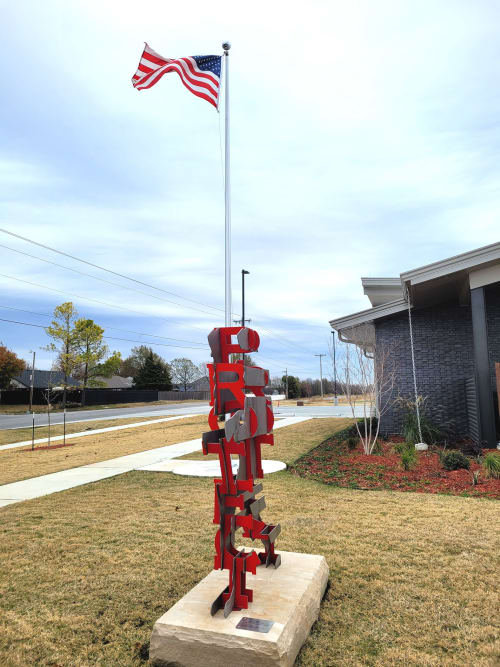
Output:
[[361, 277, 401, 287], [329, 297, 407, 331], [400, 241, 500, 287]]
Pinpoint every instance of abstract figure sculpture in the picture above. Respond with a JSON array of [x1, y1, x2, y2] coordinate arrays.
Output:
[[203, 326, 281, 617]]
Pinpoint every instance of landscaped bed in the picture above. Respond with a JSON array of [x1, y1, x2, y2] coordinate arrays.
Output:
[[291, 425, 500, 499]]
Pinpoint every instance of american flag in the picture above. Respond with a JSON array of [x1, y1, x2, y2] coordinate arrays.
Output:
[[131, 44, 222, 109]]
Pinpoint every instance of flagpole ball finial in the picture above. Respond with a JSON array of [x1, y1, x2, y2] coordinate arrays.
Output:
[[222, 41, 231, 52]]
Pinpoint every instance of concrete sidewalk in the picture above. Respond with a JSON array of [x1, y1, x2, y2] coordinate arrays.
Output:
[[0, 416, 311, 508]]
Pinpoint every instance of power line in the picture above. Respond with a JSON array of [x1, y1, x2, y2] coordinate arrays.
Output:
[[0, 315, 320, 375], [254, 322, 316, 356], [0, 272, 221, 326], [0, 305, 318, 375], [253, 353, 319, 376], [0, 241, 223, 318], [0, 228, 318, 355], [0, 318, 209, 351], [0, 227, 225, 313], [0, 306, 317, 374], [0, 304, 208, 346]]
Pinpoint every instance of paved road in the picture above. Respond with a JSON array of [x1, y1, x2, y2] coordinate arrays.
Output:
[[0, 402, 211, 431], [0, 401, 369, 431]]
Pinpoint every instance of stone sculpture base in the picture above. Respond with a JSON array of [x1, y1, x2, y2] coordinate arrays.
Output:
[[150, 550, 329, 667]]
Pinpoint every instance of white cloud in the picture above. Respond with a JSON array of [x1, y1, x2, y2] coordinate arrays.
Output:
[[0, 0, 499, 374]]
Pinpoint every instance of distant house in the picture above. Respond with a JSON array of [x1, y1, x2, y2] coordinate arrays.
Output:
[[11, 370, 81, 390], [174, 376, 210, 392], [330, 242, 500, 447], [94, 375, 134, 389]]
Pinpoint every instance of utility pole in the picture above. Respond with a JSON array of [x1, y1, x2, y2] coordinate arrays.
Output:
[[331, 330, 338, 406], [28, 350, 36, 413], [284, 369, 288, 399], [314, 354, 325, 398]]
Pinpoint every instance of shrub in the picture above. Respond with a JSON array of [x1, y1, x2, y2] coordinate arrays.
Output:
[[346, 436, 358, 450], [394, 441, 417, 470], [394, 441, 411, 455], [395, 395, 443, 444], [482, 452, 500, 479], [442, 450, 470, 471], [401, 449, 417, 471], [469, 470, 480, 486]]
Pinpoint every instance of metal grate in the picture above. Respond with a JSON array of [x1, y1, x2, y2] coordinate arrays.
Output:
[[465, 377, 481, 443]]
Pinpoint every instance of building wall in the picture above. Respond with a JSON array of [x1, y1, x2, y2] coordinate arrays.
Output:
[[486, 282, 500, 392], [375, 302, 475, 438]]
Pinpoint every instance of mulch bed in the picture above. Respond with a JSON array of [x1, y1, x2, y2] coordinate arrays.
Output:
[[291, 435, 500, 499]]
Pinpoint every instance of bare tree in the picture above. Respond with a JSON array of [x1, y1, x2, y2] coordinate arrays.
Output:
[[269, 376, 284, 393], [197, 362, 210, 379], [338, 324, 396, 454], [170, 357, 200, 391]]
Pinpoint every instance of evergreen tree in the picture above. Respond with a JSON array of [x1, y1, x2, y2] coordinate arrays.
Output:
[[283, 375, 301, 399], [119, 345, 165, 378], [133, 351, 172, 390]]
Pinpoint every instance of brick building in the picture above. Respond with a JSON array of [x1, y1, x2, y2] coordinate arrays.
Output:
[[330, 243, 500, 447]]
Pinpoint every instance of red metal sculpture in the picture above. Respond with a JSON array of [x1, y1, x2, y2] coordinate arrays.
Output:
[[203, 326, 281, 617]]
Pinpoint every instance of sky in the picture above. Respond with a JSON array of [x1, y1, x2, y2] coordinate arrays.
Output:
[[0, 0, 499, 380]]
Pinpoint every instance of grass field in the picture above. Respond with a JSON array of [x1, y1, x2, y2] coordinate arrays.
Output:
[[1, 472, 498, 666], [1, 419, 498, 666], [0, 399, 206, 415], [0, 415, 207, 486]]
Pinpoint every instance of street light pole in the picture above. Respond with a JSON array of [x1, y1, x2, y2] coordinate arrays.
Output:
[[283, 368, 288, 399], [331, 330, 338, 406], [314, 353, 325, 398], [241, 269, 250, 327]]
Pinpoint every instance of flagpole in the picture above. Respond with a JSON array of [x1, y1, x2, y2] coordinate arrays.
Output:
[[223, 41, 231, 326]]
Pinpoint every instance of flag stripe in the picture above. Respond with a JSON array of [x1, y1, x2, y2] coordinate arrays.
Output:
[[182, 57, 219, 86], [131, 44, 221, 109], [134, 63, 219, 106], [171, 58, 219, 93], [140, 54, 220, 93], [135, 67, 218, 105], [135, 62, 218, 101], [141, 48, 219, 87]]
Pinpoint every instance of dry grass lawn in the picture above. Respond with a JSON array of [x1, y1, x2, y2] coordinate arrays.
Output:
[[177, 417, 353, 464], [0, 416, 180, 447], [0, 399, 207, 415], [0, 415, 208, 486], [0, 469, 498, 666]]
